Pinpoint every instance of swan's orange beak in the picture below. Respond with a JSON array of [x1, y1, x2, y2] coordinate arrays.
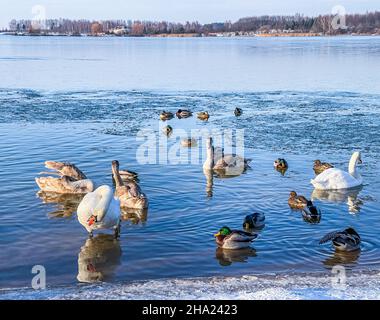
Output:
[[88, 216, 96, 226]]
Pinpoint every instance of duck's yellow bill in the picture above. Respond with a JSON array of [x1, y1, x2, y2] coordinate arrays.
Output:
[[214, 232, 220, 237]]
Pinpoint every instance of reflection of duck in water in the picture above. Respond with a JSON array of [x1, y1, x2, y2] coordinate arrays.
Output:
[[77, 234, 122, 283], [37, 191, 84, 218], [121, 208, 148, 225], [311, 187, 363, 214], [322, 249, 361, 268], [215, 247, 256, 266]]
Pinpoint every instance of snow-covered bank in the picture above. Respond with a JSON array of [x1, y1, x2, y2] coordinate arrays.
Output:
[[1, 271, 380, 300]]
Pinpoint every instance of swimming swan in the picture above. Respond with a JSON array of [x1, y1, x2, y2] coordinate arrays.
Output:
[[311, 152, 363, 190], [77, 185, 121, 238]]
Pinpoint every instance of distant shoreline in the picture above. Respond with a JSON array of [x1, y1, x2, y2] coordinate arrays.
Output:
[[1, 32, 379, 38]]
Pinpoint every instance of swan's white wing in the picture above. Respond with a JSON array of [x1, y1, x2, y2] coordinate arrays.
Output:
[[311, 168, 361, 190], [99, 197, 121, 229]]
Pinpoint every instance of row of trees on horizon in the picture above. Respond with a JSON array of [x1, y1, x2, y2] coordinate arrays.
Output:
[[6, 11, 380, 35]]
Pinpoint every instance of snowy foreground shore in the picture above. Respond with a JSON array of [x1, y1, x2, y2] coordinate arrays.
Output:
[[1, 272, 380, 300]]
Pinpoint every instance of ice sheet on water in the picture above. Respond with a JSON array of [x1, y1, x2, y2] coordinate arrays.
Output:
[[1, 271, 380, 300]]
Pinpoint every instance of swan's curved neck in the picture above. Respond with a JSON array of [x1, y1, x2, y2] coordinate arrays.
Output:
[[94, 186, 113, 222], [348, 153, 360, 178], [112, 164, 124, 188], [204, 143, 214, 170]]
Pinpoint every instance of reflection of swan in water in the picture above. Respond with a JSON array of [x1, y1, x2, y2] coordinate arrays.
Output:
[[77, 234, 122, 283], [203, 169, 214, 197], [215, 247, 257, 266], [121, 208, 148, 225], [322, 249, 361, 268], [311, 187, 363, 213], [37, 191, 84, 218], [203, 166, 248, 197]]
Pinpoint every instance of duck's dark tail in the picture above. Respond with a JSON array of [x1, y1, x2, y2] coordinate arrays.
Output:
[[319, 231, 340, 244]]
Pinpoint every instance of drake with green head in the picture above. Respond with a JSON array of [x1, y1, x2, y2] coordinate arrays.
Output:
[[214, 226, 257, 250]]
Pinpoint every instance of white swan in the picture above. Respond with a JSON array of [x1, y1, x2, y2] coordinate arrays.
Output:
[[311, 152, 363, 190], [77, 185, 121, 238]]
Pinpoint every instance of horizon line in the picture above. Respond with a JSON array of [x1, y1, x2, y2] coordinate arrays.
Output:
[[6, 10, 380, 24]]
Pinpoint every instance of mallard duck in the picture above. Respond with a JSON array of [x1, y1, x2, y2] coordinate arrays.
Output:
[[112, 160, 148, 209], [301, 204, 321, 224], [288, 191, 310, 209], [319, 227, 361, 251], [197, 111, 209, 120], [160, 111, 174, 121], [313, 160, 334, 175], [35, 161, 94, 194], [181, 137, 197, 147], [311, 152, 363, 190], [77, 185, 121, 238], [234, 107, 242, 116], [243, 213, 265, 229], [288, 191, 321, 222], [214, 226, 257, 250], [162, 125, 173, 136], [203, 137, 251, 176], [176, 109, 192, 118], [274, 158, 288, 170]]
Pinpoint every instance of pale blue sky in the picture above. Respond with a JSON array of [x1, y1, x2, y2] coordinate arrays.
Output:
[[1, 0, 379, 28]]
